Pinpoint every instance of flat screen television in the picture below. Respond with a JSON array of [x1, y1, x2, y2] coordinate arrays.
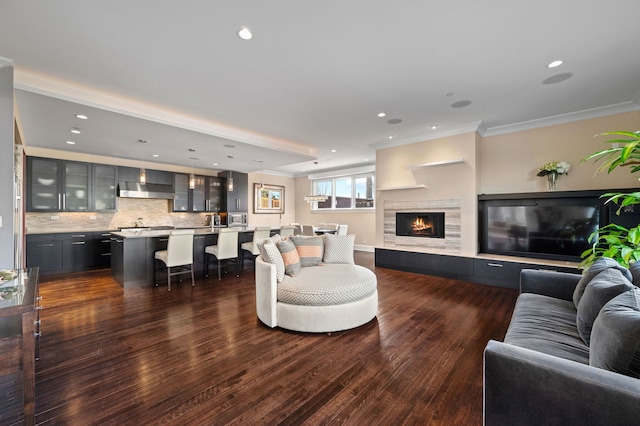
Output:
[[479, 195, 604, 261]]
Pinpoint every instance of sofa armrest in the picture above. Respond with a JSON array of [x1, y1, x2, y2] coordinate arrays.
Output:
[[484, 340, 640, 425], [255, 255, 278, 328], [519, 269, 581, 301]]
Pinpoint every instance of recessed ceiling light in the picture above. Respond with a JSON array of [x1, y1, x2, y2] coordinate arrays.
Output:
[[152, 154, 159, 158], [451, 100, 472, 108], [238, 27, 252, 40], [430, 125, 438, 130], [75, 114, 88, 120], [387, 135, 394, 139], [70, 128, 81, 134], [331, 149, 337, 153], [66, 141, 76, 145], [213, 163, 219, 166], [377, 112, 386, 118], [547, 60, 564, 68]]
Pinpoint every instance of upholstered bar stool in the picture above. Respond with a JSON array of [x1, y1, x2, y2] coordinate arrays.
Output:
[[154, 229, 195, 291], [204, 228, 240, 280], [240, 226, 272, 269], [279, 225, 296, 238]]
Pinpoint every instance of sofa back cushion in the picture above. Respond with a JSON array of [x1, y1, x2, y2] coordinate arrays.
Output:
[[276, 238, 302, 276], [590, 288, 640, 378], [290, 236, 324, 266], [576, 268, 635, 345], [323, 234, 355, 264], [573, 257, 632, 308]]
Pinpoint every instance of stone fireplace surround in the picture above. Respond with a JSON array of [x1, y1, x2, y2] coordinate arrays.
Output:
[[384, 199, 461, 254]]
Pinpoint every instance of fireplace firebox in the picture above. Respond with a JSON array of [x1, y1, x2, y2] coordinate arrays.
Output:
[[396, 212, 445, 238]]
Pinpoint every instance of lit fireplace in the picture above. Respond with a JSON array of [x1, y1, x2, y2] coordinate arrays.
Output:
[[396, 212, 445, 238]]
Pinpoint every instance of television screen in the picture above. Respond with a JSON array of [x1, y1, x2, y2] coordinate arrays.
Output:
[[483, 201, 600, 260]]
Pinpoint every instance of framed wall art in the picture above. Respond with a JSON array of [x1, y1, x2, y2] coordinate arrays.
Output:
[[254, 183, 285, 214]]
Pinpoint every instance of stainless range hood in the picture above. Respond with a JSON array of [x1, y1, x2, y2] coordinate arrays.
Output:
[[117, 181, 175, 199]]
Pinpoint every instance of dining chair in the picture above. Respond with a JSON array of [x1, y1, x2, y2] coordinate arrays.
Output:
[[154, 229, 195, 291], [302, 225, 315, 236], [240, 226, 272, 269], [337, 224, 349, 235], [292, 223, 303, 235], [279, 225, 296, 238], [327, 223, 340, 231], [204, 228, 240, 280]]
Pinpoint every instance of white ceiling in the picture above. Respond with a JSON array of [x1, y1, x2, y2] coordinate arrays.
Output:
[[1, 1, 640, 176]]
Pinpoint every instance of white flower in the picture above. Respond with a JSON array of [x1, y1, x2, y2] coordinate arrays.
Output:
[[556, 161, 571, 174]]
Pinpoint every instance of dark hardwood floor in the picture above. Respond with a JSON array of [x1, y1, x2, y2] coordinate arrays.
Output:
[[6, 252, 518, 425]]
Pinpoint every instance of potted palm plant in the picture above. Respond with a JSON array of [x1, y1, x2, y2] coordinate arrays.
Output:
[[580, 131, 640, 268]]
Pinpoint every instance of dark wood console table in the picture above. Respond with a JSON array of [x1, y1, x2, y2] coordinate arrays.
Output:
[[0, 267, 40, 426]]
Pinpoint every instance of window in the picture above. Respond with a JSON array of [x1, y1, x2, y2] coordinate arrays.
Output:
[[310, 173, 375, 210]]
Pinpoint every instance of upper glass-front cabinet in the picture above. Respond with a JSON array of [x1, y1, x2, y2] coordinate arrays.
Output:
[[92, 164, 117, 211], [28, 157, 60, 211], [27, 157, 92, 212]]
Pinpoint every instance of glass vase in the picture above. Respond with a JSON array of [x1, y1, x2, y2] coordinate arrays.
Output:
[[547, 173, 557, 191]]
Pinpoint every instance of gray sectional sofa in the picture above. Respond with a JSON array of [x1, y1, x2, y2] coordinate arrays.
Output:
[[484, 258, 640, 425]]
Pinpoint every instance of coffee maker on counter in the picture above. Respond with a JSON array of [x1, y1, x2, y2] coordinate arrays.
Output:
[[205, 213, 222, 227]]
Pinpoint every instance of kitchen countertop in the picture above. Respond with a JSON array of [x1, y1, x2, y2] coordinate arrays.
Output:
[[110, 226, 273, 239]]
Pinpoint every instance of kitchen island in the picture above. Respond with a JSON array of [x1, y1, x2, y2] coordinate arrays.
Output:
[[110, 227, 271, 288]]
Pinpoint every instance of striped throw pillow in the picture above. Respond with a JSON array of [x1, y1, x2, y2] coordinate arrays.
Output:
[[276, 238, 301, 276], [290, 236, 324, 266], [323, 234, 355, 264]]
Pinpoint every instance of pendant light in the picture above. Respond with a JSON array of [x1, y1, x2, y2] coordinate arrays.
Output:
[[305, 161, 327, 203], [139, 168, 147, 184], [259, 161, 264, 190], [188, 156, 196, 190], [228, 170, 234, 192]]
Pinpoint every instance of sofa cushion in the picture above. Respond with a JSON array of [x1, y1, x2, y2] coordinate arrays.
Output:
[[576, 268, 635, 345], [258, 240, 285, 283], [590, 288, 640, 378], [277, 264, 376, 306], [323, 234, 355, 264], [504, 293, 589, 364], [573, 257, 632, 308], [290, 236, 323, 266], [276, 238, 301, 277]]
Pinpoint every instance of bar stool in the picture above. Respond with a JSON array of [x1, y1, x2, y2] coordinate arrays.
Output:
[[279, 225, 296, 238], [204, 228, 240, 280], [240, 226, 272, 269], [154, 229, 195, 291]]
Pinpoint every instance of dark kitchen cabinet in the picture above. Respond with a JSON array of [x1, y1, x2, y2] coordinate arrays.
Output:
[[206, 176, 224, 212], [218, 171, 248, 212], [92, 164, 117, 211], [62, 233, 94, 272], [27, 157, 91, 212], [26, 231, 112, 275], [172, 173, 190, 212], [93, 231, 114, 268], [118, 166, 172, 185], [172, 174, 221, 212], [26, 234, 63, 274]]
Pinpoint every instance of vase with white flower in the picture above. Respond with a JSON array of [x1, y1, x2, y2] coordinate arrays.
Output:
[[537, 161, 570, 191]]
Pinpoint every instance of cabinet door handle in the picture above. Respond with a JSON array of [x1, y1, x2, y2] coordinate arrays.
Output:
[[101, 239, 111, 243], [158, 238, 169, 242], [101, 253, 111, 257], [487, 263, 504, 268], [62, 193, 66, 210], [72, 241, 86, 245], [101, 233, 111, 237], [71, 234, 86, 238], [58, 193, 61, 210], [37, 243, 54, 247]]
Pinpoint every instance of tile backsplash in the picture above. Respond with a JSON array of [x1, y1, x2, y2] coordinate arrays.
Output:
[[26, 198, 210, 233]]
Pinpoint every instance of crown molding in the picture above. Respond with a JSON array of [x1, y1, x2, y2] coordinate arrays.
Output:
[[482, 101, 640, 137], [370, 121, 483, 151]]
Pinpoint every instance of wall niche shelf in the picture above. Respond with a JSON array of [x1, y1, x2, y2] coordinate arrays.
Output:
[[406, 158, 465, 170], [377, 184, 427, 191]]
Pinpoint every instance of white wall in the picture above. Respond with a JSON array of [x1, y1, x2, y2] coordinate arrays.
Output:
[[0, 59, 15, 267]]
